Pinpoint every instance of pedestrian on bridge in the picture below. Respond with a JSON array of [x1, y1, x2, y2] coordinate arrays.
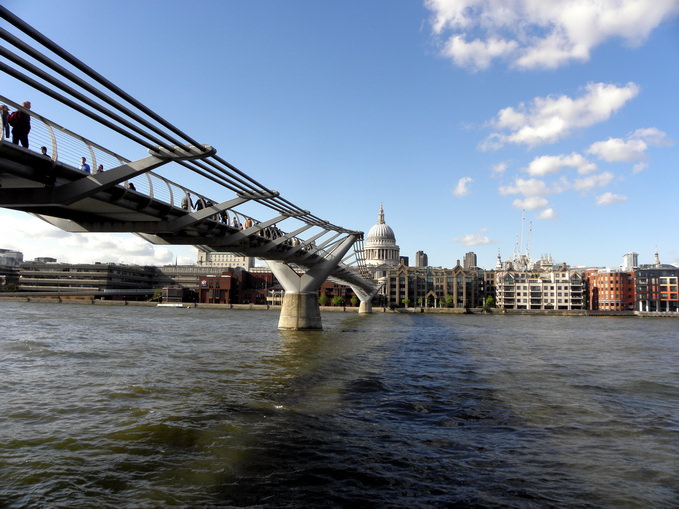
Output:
[[181, 192, 193, 211], [1, 105, 9, 139], [80, 157, 91, 173], [10, 101, 31, 148]]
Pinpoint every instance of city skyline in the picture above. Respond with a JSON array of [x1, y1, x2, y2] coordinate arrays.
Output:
[[2, 1, 679, 269]]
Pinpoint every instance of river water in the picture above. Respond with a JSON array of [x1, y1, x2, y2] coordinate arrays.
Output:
[[1, 302, 678, 508]]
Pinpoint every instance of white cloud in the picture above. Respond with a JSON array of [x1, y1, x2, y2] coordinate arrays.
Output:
[[441, 35, 517, 71], [426, 0, 679, 70], [512, 196, 549, 210], [587, 127, 673, 162], [499, 177, 552, 197], [572, 171, 614, 192], [587, 137, 648, 162], [537, 208, 557, 220], [0, 211, 195, 266], [596, 192, 628, 206], [630, 127, 673, 146], [491, 161, 508, 175], [453, 231, 494, 245], [483, 82, 640, 148], [633, 162, 648, 174], [525, 153, 596, 176], [453, 176, 473, 196]]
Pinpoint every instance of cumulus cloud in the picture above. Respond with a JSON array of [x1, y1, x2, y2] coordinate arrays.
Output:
[[512, 196, 549, 210], [525, 153, 596, 176], [426, 0, 679, 70], [537, 208, 557, 220], [453, 176, 473, 196], [588, 137, 647, 162], [491, 161, 508, 175], [0, 211, 195, 266], [596, 192, 628, 206], [572, 171, 614, 192], [454, 231, 494, 246], [633, 162, 648, 174], [481, 82, 640, 148], [587, 127, 673, 162], [499, 177, 552, 197]]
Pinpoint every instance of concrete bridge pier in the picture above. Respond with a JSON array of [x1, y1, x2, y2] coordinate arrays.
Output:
[[350, 285, 377, 314], [266, 235, 358, 330]]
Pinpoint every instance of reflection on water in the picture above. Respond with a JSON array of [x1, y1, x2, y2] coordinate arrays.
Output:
[[1, 302, 678, 507]]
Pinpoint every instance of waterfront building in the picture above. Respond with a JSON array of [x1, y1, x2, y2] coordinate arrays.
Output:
[[19, 260, 156, 297], [634, 266, 679, 312], [385, 259, 484, 309], [586, 269, 636, 311], [483, 269, 496, 304], [495, 263, 585, 310]]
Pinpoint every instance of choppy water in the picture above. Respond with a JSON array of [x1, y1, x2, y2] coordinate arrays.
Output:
[[1, 302, 678, 508]]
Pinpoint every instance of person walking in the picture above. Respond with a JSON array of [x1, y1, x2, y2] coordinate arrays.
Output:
[[1, 105, 10, 139], [181, 192, 193, 210], [80, 156, 91, 173], [10, 101, 31, 148]]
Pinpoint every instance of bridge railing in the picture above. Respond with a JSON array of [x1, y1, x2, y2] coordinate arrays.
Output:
[[1, 95, 209, 210], [1, 96, 319, 251]]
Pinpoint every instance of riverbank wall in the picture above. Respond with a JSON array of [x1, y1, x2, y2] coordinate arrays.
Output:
[[1, 296, 678, 317]]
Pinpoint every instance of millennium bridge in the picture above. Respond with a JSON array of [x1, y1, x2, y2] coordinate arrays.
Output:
[[0, 6, 378, 330]]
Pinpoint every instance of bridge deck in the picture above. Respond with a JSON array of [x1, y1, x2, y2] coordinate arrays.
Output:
[[0, 140, 373, 291]]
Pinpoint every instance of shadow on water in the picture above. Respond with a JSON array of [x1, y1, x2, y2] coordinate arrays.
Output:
[[205, 313, 604, 508]]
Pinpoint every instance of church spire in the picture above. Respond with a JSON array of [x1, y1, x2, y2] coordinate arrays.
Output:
[[378, 202, 385, 225]]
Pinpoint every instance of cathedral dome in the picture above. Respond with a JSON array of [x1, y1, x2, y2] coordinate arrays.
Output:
[[367, 221, 395, 243], [364, 203, 399, 267]]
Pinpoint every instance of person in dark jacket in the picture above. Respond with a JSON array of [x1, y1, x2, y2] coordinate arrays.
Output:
[[11, 100, 31, 148], [1, 105, 10, 139]]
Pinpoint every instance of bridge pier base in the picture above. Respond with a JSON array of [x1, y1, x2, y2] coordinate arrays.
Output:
[[351, 285, 377, 315], [266, 234, 359, 331], [278, 292, 322, 330], [358, 300, 373, 314]]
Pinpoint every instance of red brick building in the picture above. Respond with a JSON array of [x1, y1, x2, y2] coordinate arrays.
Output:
[[586, 270, 635, 311], [198, 269, 277, 305]]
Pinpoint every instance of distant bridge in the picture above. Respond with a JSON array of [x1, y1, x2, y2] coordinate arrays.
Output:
[[0, 6, 378, 329]]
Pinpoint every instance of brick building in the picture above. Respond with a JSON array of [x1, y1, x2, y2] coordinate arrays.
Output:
[[586, 270, 635, 311]]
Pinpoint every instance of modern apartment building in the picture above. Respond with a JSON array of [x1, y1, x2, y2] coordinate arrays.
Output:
[[635, 267, 679, 312], [495, 266, 585, 310]]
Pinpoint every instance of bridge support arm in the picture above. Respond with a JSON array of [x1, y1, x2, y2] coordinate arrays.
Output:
[[54, 145, 215, 205], [266, 234, 358, 330], [54, 155, 167, 204], [349, 285, 378, 314]]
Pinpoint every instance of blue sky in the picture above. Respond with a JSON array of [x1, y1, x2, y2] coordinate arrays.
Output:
[[2, 0, 679, 270]]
